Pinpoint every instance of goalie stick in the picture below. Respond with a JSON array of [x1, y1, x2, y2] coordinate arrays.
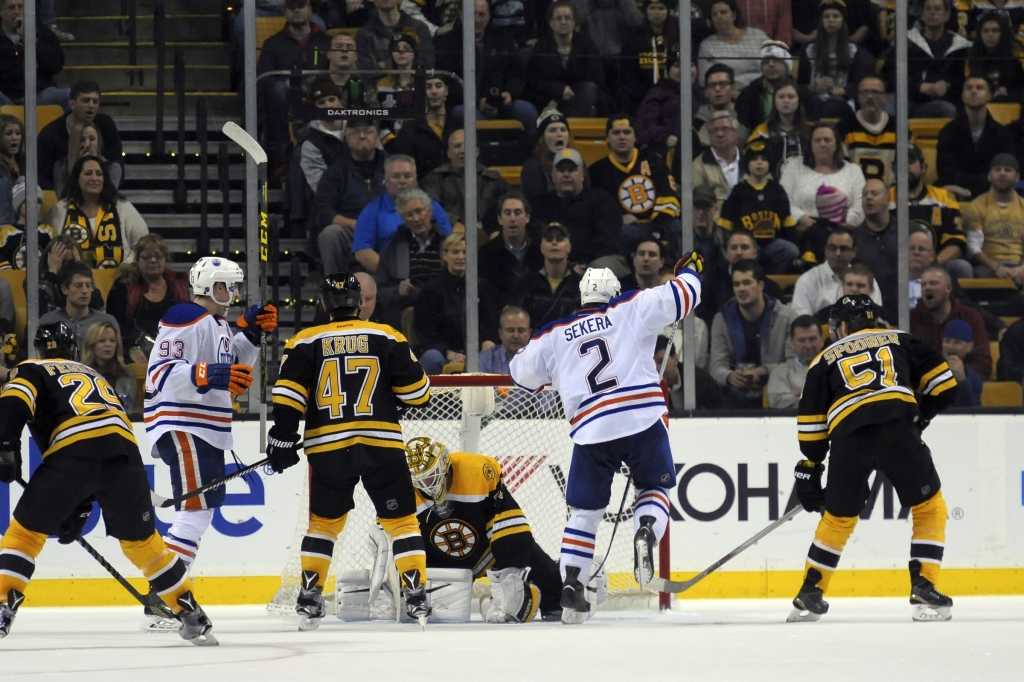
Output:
[[221, 121, 270, 454], [16, 479, 175, 618], [150, 454, 276, 508], [647, 505, 803, 594]]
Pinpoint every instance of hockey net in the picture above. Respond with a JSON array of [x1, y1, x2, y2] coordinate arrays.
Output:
[[267, 374, 670, 615]]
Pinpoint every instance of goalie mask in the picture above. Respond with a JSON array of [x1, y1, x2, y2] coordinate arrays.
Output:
[[579, 267, 621, 305], [190, 256, 245, 307], [405, 437, 453, 512]]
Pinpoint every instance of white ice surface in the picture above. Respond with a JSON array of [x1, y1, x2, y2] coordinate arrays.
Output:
[[2, 597, 1022, 681]]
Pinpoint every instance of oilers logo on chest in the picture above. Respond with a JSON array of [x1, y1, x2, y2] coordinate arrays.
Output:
[[619, 175, 656, 214], [430, 519, 478, 558]]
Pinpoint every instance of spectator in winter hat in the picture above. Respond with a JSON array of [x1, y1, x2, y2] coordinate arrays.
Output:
[[736, 39, 802, 131], [520, 109, 586, 204], [815, 185, 849, 226], [942, 318, 983, 406]]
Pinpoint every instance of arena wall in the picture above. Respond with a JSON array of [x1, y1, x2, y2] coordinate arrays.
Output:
[[3, 415, 1023, 606]]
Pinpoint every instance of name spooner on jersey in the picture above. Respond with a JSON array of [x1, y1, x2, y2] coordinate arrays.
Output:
[[564, 315, 614, 342]]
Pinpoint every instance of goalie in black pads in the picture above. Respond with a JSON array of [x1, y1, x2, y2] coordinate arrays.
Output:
[[790, 295, 957, 623], [0, 323, 215, 645], [268, 272, 432, 629]]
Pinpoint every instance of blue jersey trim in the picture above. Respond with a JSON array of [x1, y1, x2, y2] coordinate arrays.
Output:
[[161, 302, 209, 326], [569, 400, 667, 438], [145, 420, 233, 433], [144, 400, 235, 415], [577, 382, 661, 409]]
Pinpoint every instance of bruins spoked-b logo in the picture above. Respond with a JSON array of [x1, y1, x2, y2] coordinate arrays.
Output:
[[430, 519, 477, 558], [619, 175, 656, 214]]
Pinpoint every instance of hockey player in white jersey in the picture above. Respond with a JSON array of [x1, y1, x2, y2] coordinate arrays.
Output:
[[142, 257, 277, 630], [509, 252, 703, 624]]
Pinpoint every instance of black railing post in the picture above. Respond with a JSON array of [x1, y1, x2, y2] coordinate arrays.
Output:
[[152, 2, 167, 155], [173, 48, 187, 211], [197, 98, 209, 255], [290, 257, 303, 335], [127, 0, 138, 65], [218, 141, 230, 253]]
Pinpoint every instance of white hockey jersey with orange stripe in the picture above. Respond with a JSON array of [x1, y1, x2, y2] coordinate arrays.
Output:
[[143, 301, 258, 451], [510, 270, 701, 445]]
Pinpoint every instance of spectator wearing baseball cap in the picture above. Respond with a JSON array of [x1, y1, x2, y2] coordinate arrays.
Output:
[[295, 76, 347, 197], [963, 152, 1024, 281], [532, 148, 626, 273], [512, 221, 584, 328], [520, 109, 579, 205], [941, 318, 983, 406]]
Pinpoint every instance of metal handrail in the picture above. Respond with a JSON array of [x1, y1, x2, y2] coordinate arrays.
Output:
[[152, 2, 167, 155], [173, 48, 186, 211], [197, 97, 209, 255]]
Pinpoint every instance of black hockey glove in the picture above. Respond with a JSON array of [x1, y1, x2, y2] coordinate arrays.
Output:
[[793, 459, 825, 513], [267, 426, 301, 473], [0, 440, 21, 484], [57, 499, 95, 544]]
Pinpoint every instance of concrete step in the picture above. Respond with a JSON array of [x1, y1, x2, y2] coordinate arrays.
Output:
[[125, 164, 245, 181], [62, 42, 234, 67], [161, 237, 309, 256], [143, 213, 243, 230], [101, 91, 240, 117], [123, 188, 284, 205], [59, 65, 231, 92], [122, 140, 243, 156], [55, 15, 223, 43]]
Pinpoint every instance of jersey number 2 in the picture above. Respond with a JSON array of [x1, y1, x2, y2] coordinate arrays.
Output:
[[579, 338, 618, 394], [316, 356, 380, 419]]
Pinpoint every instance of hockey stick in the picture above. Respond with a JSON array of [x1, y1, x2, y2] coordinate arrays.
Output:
[[150, 456, 273, 508], [15, 478, 175, 618], [221, 121, 270, 454], [647, 505, 803, 594]]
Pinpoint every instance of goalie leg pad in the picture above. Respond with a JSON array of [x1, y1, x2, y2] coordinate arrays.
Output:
[[482, 567, 540, 623], [337, 569, 397, 621], [425, 568, 473, 623]]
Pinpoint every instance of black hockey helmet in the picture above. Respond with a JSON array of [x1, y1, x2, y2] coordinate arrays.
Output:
[[828, 294, 878, 339], [320, 272, 362, 317], [35, 321, 79, 360]]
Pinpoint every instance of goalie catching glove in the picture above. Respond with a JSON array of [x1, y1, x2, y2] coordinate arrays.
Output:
[[266, 426, 301, 473], [191, 362, 253, 395], [674, 250, 704, 278], [238, 301, 278, 344], [481, 567, 541, 623]]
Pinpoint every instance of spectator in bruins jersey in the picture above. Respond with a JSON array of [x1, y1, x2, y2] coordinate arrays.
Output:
[[414, 233, 501, 375], [767, 314, 823, 408], [43, 155, 149, 269], [38, 261, 120, 352], [0, 318, 17, 383], [780, 121, 866, 230], [717, 140, 799, 273], [0, 181, 57, 270], [405, 437, 563, 621], [620, 0, 681, 112], [963, 153, 1024, 281], [512, 222, 583, 329], [935, 76, 1017, 201], [588, 115, 681, 249], [269, 272, 434, 630], [911, 265, 992, 377], [746, 76, 814, 180], [965, 12, 1024, 103], [0, 322, 215, 644], [709, 258, 798, 407], [478, 192, 544, 304], [794, 0, 874, 123], [839, 76, 902, 187], [790, 295, 956, 623], [892, 145, 971, 280], [693, 111, 743, 203]]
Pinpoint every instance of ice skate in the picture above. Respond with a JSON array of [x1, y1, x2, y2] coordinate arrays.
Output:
[[296, 570, 326, 631], [140, 594, 180, 634], [787, 568, 829, 622], [633, 515, 657, 591], [0, 589, 25, 638], [401, 570, 430, 630], [560, 566, 590, 625], [909, 560, 952, 622], [176, 591, 218, 646]]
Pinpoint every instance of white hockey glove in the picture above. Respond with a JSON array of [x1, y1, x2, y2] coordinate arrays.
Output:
[[481, 567, 541, 623]]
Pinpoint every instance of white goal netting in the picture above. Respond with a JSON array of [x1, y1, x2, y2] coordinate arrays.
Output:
[[267, 375, 664, 615]]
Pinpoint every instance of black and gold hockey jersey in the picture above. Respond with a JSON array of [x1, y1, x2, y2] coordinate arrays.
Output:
[[0, 358, 136, 458], [272, 319, 430, 455], [841, 112, 906, 187], [588, 148, 680, 223], [888, 184, 967, 255], [0, 224, 56, 269], [717, 179, 796, 243], [415, 452, 533, 576], [797, 329, 957, 462]]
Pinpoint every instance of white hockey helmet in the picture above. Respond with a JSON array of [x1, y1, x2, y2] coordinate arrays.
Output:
[[579, 267, 621, 305], [190, 256, 245, 306]]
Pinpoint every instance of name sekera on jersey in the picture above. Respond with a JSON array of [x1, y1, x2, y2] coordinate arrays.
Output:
[[563, 315, 613, 342]]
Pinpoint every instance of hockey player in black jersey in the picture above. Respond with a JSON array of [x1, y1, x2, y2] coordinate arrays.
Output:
[[790, 295, 957, 623], [717, 140, 799, 273], [0, 323, 215, 644]]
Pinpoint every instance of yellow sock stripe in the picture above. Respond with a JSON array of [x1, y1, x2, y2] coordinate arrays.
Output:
[[307, 512, 348, 540]]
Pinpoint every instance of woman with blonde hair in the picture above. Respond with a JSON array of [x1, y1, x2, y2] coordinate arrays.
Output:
[[105, 234, 189, 363], [53, 121, 123, 197], [82, 320, 138, 410]]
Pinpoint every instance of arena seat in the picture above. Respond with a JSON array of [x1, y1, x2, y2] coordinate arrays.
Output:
[[0, 104, 65, 134], [987, 102, 1021, 125], [41, 190, 58, 220], [442, 362, 466, 374], [917, 141, 938, 185], [959, 278, 1018, 291], [92, 268, 119, 303], [0, 269, 26, 344], [909, 118, 949, 141], [492, 166, 522, 186], [574, 139, 609, 167], [990, 341, 1000, 380], [255, 16, 286, 57], [980, 381, 1023, 407], [567, 118, 608, 142], [476, 120, 527, 167]]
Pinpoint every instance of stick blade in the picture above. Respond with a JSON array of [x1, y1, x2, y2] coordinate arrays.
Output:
[[222, 121, 268, 165]]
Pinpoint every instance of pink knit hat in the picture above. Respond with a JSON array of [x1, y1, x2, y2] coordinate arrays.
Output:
[[816, 185, 849, 224]]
